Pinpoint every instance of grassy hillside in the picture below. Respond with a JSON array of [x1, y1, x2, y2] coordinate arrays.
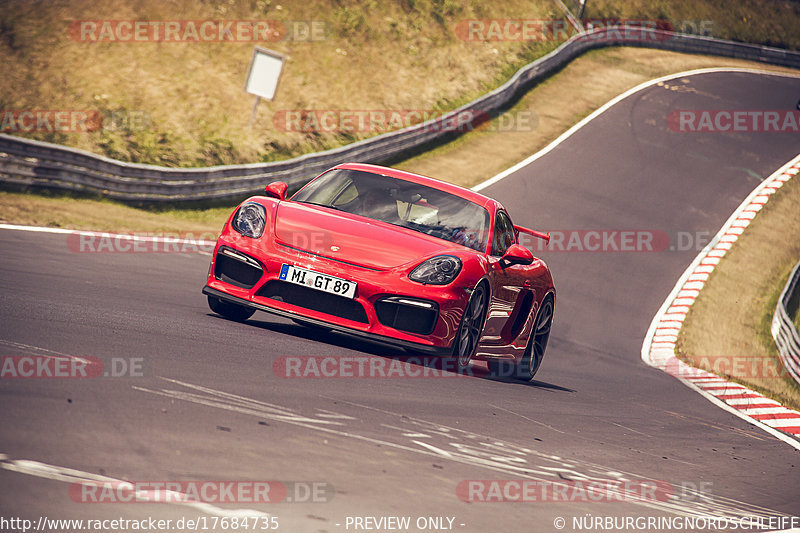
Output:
[[1, 0, 798, 168], [584, 0, 800, 50], [0, 0, 561, 166]]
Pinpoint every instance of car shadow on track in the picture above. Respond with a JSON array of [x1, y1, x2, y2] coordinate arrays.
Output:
[[209, 313, 575, 392], [485, 374, 574, 392], [222, 314, 409, 355]]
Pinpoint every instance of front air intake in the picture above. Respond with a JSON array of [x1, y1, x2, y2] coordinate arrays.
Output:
[[214, 246, 263, 289], [375, 297, 439, 335], [257, 281, 369, 323]]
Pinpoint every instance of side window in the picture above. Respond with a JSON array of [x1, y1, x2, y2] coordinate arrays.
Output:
[[492, 211, 516, 256], [332, 181, 358, 207]]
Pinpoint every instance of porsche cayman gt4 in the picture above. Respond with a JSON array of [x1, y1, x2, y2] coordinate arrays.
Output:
[[202, 163, 555, 379]]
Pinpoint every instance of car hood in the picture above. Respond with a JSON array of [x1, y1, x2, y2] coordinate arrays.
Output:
[[273, 202, 452, 270]]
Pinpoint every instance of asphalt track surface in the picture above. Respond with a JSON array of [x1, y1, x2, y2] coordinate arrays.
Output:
[[2, 70, 800, 532]]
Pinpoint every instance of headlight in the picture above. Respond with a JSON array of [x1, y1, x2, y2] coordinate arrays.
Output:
[[409, 255, 462, 285], [232, 202, 267, 238]]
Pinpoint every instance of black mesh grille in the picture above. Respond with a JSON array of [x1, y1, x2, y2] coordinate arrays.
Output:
[[214, 252, 263, 289], [375, 298, 438, 335], [257, 281, 368, 323]]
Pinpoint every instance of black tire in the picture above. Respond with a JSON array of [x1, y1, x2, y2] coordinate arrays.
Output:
[[514, 295, 554, 381], [208, 295, 255, 322], [450, 283, 488, 370]]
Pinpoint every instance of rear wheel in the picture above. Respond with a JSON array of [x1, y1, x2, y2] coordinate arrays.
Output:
[[207, 295, 255, 322], [514, 296, 553, 381], [450, 283, 488, 370]]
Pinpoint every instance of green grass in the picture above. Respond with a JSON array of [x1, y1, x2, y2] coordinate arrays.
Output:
[[1, 0, 798, 168], [0, 0, 562, 167], [583, 0, 800, 50]]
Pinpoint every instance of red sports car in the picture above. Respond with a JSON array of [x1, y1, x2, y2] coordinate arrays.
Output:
[[203, 163, 555, 380]]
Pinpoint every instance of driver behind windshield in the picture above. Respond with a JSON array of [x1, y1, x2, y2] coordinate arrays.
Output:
[[357, 187, 401, 224]]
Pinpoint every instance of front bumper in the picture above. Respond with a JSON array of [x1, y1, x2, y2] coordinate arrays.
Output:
[[203, 233, 471, 355], [203, 286, 451, 355]]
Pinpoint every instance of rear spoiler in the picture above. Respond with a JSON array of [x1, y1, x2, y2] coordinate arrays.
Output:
[[515, 225, 550, 245]]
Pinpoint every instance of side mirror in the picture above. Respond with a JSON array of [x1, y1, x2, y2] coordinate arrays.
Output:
[[500, 244, 534, 269], [264, 181, 288, 201]]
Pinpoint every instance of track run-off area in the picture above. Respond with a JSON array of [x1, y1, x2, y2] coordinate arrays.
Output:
[[1, 69, 799, 533]]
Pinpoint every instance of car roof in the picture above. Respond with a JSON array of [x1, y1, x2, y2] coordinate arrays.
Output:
[[332, 163, 501, 213]]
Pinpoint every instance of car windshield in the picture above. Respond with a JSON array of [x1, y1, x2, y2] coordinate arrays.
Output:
[[291, 169, 490, 252]]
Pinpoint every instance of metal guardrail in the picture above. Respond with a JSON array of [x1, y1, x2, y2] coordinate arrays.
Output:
[[2, 28, 800, 202], [772, 260, 800, 385]]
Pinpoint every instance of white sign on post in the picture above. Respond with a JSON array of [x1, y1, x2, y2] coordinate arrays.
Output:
[[245, 47, 286, 100], [244, 47, 286, 124]]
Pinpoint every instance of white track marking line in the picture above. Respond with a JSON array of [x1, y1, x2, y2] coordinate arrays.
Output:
[[0, 339, 92, 365], [472, 68, 800, 192], [468, 65, 800, 450], [0, 223, 216, 249], [726, 397, 782, 406], [136, 379, 791, 520], [737, 407, 797, 416], [134, 382, 562, 479], [641, 155, 800, 452], [762, 419, 800, 428], [0, 456, 270, 518]]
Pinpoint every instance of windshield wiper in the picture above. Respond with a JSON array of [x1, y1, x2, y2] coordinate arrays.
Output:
[[297, 201, 344, 211]]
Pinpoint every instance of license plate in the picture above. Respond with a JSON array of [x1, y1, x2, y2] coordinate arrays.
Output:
[[279, 264, 357, 299]]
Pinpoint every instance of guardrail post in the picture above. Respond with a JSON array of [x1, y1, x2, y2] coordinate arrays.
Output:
[[771, 260, 800, 385]]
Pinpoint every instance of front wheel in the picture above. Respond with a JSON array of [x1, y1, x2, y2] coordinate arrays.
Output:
[[208, 295, 255, 322], [450, 283, 488, 371]]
